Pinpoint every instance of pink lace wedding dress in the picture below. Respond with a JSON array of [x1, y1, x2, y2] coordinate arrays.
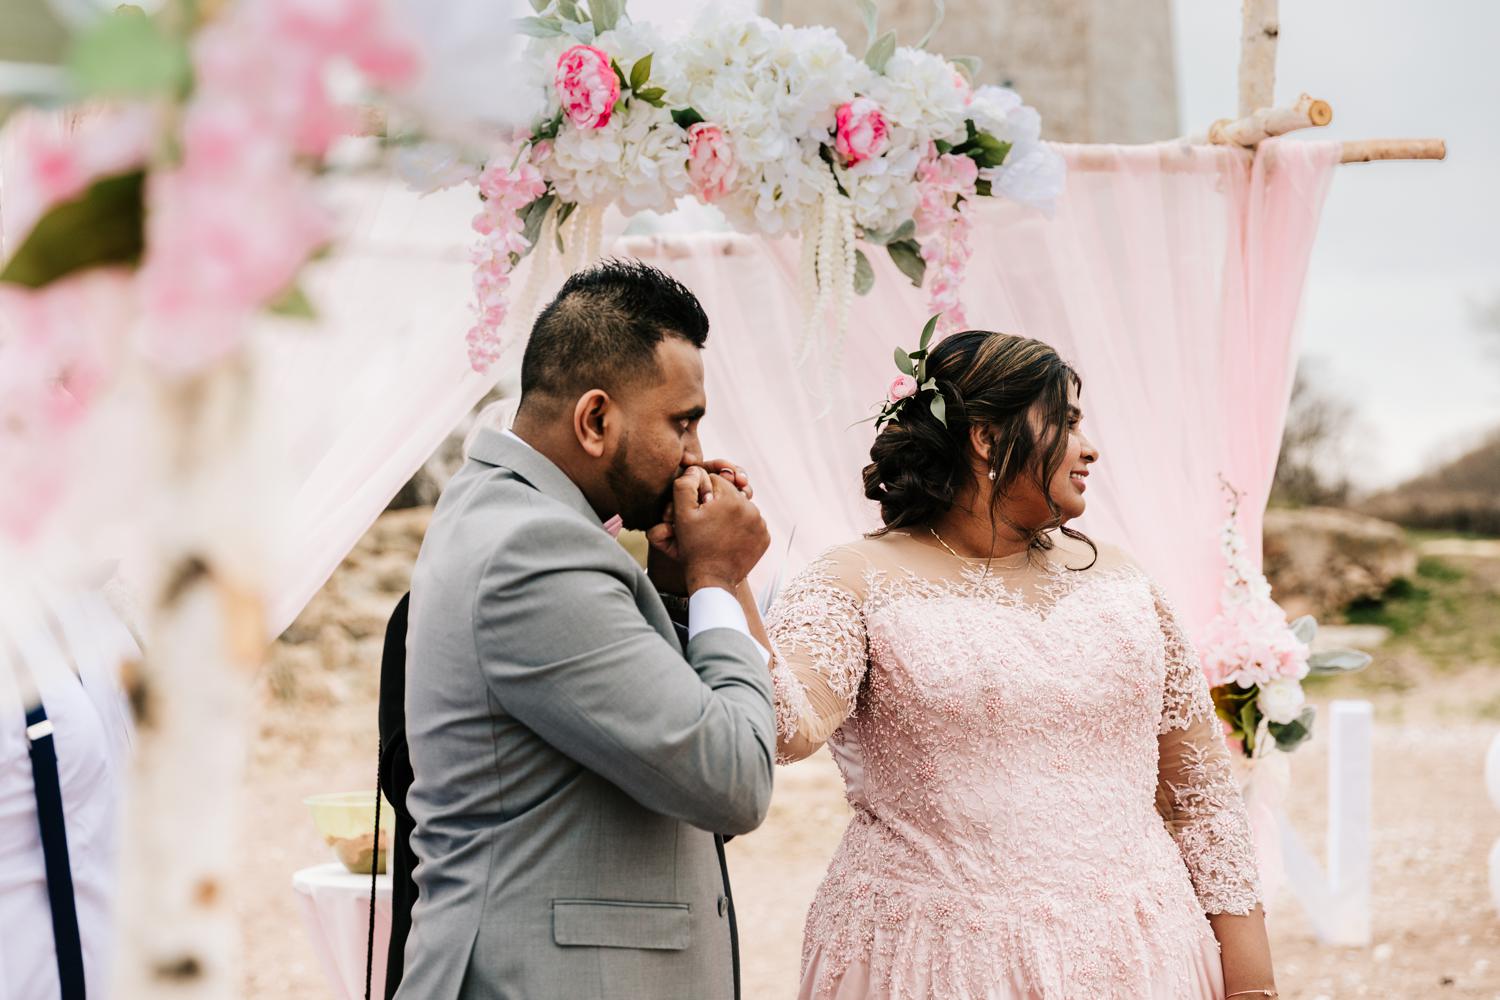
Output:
[[766, 531, 1260, 999]]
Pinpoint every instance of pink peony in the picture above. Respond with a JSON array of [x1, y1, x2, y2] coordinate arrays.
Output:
[[834, 98, 890, 166], [1199, 597, 1311, 689], [686, 123, 738, 203], [554, 44, 620, 130], [888, 374, 918, 402]]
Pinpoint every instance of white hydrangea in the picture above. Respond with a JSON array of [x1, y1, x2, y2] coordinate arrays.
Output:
[[867, 46, 968, 145], [548, 98, 690, 214], [674, 12, 864, 235], [836, 126, 924, 233], [969, 85, 1068, 215]]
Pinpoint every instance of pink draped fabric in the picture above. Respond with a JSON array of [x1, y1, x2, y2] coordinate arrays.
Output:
[[2, 134, 1340, 644], [624, 139, 1342, 639]]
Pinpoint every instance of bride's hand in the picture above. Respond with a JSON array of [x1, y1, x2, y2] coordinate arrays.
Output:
[[701, 459, 752, 499]]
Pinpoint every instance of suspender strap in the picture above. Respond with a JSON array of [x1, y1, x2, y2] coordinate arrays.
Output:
[[26, 702, 87, 1000]]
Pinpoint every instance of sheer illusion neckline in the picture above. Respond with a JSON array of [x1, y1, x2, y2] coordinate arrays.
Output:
[[898, 528, 1037, 569]]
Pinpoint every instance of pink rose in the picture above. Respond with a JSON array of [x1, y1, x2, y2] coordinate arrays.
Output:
[[834, 98, 890, 166], [686, 122, 738, 203], [554, 44, 620, 130], [888, 374, 918, 402]]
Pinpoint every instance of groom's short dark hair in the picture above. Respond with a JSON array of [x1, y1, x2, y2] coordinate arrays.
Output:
[[519, 259, 710, 408]]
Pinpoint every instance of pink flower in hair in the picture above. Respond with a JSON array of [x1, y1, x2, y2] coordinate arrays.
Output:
[[834, 98, 890, 166], [888, 374, 919, 402], [554, 44, 620, 130]]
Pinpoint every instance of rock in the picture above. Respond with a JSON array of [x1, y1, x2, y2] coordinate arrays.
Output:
[[1263, 506, 1418, 620]]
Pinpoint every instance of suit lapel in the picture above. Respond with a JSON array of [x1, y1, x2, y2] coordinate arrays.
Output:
[[466, 427, 602, 527]]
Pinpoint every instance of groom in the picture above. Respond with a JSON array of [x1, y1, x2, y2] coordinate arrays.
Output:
[[396, 260, 777, 1000]]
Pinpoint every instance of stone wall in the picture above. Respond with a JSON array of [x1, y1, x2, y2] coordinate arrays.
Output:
[[777, 0, 1180, 143]]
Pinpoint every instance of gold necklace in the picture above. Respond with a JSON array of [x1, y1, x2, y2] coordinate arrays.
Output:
[[929, 526, 966, 560], [929, 526, 1029, 568]]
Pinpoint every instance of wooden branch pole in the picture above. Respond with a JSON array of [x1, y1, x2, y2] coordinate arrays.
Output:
[[1238, 0, 1280, 117], [1210, 93, 1333, 147], [1340, 138, 1447, 163]]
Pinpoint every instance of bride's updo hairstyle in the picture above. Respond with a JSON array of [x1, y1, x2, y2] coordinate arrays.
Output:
[[863, 330, 1094, 562]]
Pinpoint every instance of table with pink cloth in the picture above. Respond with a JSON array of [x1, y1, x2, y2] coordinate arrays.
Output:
[[292, 864, 392, 1000]]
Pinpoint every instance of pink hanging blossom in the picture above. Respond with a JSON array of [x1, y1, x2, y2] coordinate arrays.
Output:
[[834, 98, 890, 166], [914, 149, 980, 333], [685, 123, 738, 203], [887, 374, 918, 402], [554, 45, 620, 130], [465, 159, 547, 372]]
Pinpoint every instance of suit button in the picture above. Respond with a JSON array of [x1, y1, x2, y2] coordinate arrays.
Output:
[[717, 896, 729, 918]]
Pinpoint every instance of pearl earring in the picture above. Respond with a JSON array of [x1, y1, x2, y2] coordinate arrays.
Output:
[[988, 470, 997, 481]]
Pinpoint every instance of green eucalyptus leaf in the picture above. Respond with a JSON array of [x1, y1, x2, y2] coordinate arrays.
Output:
[[854, 248, 875, 295], [864, 30, 896, 74], [887, 239, 926, 288], [590, 0, 622, 35], [930, 393, 947, 426], [0, 170, 145, 288], [1289, 615, 1318, 644], [894, 346, 914, 376], [561, 19, 596, 42], [68, 7, 190, 99], [634, 86, 666, 105], [557, 0, 583, 20], [528, 0, 549, 11], [671, 106, 705, 129], [629, 52, 652, 91], [515, 15, 566, 38], [553, 200, 578, 253], [920, 313, 939, 350], [917, 0, 945, 49], [1268, 706, 1316, 752], [518, 193, 556, 250], [1307, 649, 1373, 674], [950, 55, 982, 82], [266, 283, 316, 320], [856, 0, 879, 52]]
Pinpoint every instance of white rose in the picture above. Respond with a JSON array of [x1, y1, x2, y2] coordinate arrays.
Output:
[[1257, 678, 1306, 725]]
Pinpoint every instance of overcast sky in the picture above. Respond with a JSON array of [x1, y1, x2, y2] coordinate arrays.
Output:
[[1173, 0, 1500, 489]]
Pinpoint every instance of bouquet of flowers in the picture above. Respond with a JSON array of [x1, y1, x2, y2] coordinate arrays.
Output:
[[1201, 478, 1372, 757], [455, 0, 1065, 372]]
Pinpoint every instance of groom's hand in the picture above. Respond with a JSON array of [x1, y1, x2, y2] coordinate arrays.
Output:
[[646, 462, 755, 591], [673, 470, 769, 593]]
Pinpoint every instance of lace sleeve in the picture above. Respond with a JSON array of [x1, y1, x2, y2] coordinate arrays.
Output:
[[1152, 582, 1216, 734], [765, 548, 869, 765], [1150, 583, 1261, 915]]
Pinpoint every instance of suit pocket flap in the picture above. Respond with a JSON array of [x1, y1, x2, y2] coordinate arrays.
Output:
[[552, 899, 691, 951]]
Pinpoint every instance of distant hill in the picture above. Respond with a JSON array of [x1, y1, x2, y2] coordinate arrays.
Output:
[[1361, 429, 1500, 536]]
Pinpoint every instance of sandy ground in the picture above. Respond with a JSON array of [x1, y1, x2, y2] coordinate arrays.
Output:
[[240, 549, 1500, 1000]]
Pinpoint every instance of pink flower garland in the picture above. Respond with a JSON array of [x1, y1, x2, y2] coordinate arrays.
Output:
[[465, 159, 547, 373], [914, 148, 979, 333]]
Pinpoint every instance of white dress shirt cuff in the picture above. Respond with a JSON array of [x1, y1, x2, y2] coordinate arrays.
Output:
[[687, 588, 770, 665]]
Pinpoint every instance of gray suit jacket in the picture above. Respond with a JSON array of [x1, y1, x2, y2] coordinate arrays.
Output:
[[396, 428, 776, 1000]]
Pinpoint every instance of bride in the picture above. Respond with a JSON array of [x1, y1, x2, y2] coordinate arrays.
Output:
[[766, 328, 1276, 999]]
